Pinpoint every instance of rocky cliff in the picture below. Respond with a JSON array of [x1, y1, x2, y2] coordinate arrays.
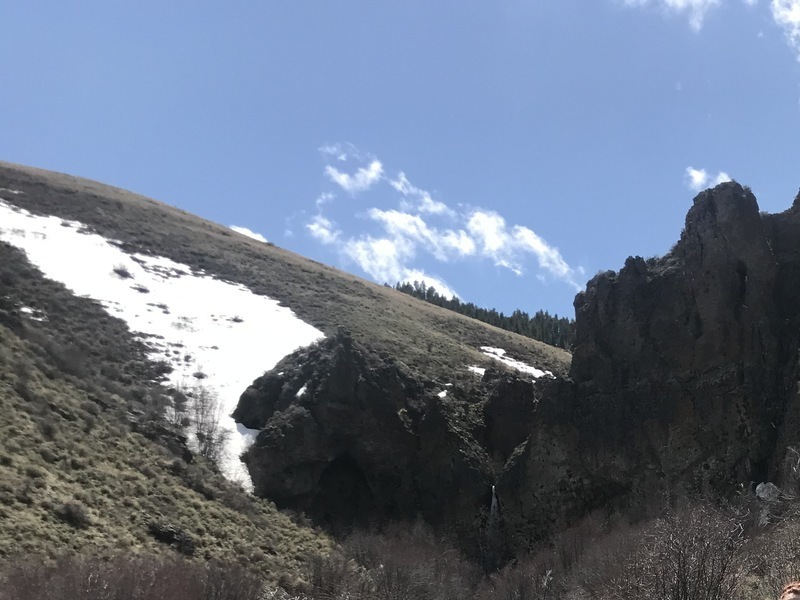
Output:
[[234, 330, 496, 540], [500, 182, 800, 546], [235, 182, 800, 553]]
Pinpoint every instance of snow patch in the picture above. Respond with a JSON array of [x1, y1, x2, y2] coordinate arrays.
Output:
[[0, 200, 324, 489], [0, 188, 24, 195], [468, 366, 486, 377], [480, 346, 552, 378], [19, 306, 48, 322], [229, 225, 268, 243], [437, 390, 447, 398], [296, 384, 308, 398]]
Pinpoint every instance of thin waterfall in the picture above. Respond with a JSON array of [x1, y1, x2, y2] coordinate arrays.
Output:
[[488, 484, 500, 530], [484, 484, 502, 572]]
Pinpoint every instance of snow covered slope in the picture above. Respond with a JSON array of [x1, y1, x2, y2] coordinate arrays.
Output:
[[0, 199, 323, 489]]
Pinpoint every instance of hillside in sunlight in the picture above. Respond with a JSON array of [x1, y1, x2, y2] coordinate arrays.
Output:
[[8, 162, 800, 600], [0, 161, 571, 597]]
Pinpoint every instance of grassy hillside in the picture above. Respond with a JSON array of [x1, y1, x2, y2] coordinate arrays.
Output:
[[0, 161, 571, 383], [0, 160, 570, 596], [4, 164, 800, 600], [0, 240, 331, 584]]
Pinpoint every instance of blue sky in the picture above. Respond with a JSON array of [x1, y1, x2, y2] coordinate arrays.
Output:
[[3, 1, 800, 317]]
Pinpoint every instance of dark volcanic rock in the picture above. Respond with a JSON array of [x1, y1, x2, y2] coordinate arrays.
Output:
[[237, 182, 800, 553], [235, 330, 494, 534], [499, 183, 800, 547]]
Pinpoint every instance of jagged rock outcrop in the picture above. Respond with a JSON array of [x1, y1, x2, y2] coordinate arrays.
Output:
[[237, 182, 800, 552], [499, 183, 800, 546], [234, 330, 495, 535]]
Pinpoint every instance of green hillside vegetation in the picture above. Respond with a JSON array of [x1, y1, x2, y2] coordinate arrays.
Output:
[[0, 241, 331, 585], [393, 280, 576, 350]]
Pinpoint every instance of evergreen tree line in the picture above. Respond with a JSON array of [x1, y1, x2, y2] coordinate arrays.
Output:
[[392, 281, 575, 350]]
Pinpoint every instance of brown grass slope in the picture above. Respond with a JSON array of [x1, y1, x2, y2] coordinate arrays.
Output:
[[0, 240, 331, 583], [0, 161, 571, 382]]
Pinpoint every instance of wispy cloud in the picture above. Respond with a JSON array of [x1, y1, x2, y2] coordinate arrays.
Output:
[[772, 0, 800, 58], [621, 0, 722, 31], [306, 214, 340, 245], [620, 0, 800, 60], [325, 160, 384, 194], [403, 270, 458, 299], [467, 211, 577, 285], [685, 166, 732, 191], [367, 208, 476, 261], [340, 235, 458, 299], [307, 145, 582, 295], [390, 172, 455, 217], [229, 225, 268, 243], [315, 192, 336, 209], [318, 143, 349, 161]]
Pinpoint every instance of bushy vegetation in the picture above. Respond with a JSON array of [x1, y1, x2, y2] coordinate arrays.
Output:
[[0, 555, 264, 600], [0, 242, 331, 583], [295, 499, 800, 600], [1, 496, 799, 599], [393, 281, 575, 350]]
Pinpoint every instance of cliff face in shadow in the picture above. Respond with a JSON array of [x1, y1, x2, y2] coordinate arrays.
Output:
[[499, 183, 800, 546], [236, 182, 800, 552], [234, 330, 495, 540]]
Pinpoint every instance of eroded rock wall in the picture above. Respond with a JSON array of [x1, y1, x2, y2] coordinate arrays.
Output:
[[499, 183, 800, 546], [235, 183, 800, 553], [234, 330, 495, 536]]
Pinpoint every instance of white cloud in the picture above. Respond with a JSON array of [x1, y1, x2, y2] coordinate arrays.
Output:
[[467, 210, 580, 287], [308, 144, 582, 294], [325, 160, 383, 194], [306, 215, 340, 245], [467, 211, 509, 255], [390, 172, 455, 217], [318, 143, 349, 161], [315, 192, 336, 209], [340, 235, 459, 299], [621, 0, 722, 30], [343, 236, 408, 283], [772, 0, 800, 58], [621, 0, 800, 60], [685, 166, 732, 191], [686, 167, 710, 191], [714, 171, 732, 185], [366, 208, 478, 262], [512, 226, 574, 281], [401, 269, 458, 300], [229, 226, 268, 243], [441, 230, 476, 256]]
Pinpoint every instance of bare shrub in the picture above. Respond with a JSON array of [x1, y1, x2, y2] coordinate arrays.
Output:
[[307, 551, 370, 599], [583, 503, 747, 600], [477, 553, 559, 600], [552, 512, 605, 573], [0, 555, 264, 600], [305, 521, 481, 600], [748, 518, 800, 599], [53, 502, 90, 529], [112, 264, 133, 279], [189, 384, 230, 468]]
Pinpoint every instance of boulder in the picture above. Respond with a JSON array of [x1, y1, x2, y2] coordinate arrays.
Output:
[[235, 330, 495, 536]]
